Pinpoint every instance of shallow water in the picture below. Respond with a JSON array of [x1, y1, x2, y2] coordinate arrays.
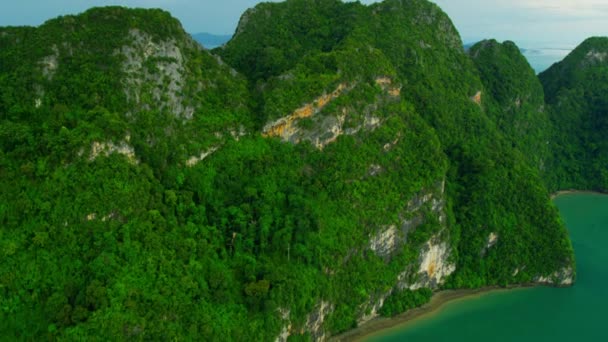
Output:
[[370, 193, 608, 342]]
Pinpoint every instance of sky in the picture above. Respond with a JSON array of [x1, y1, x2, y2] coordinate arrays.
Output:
[[0, 0, 607, 49]]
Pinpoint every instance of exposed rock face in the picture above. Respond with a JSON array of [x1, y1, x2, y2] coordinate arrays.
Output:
[[120, 29, 194, 118], [534, 266, 575, 286], [40, 45, 59, 80], [276, 301, 335, 342], [471, 90, 482, 105], [375, 77, 402, 97], [234, 7, 258, 37], [280, 180, 453, 339], [480, 232, 499, 256], [369, 180, 447, 261], [359, 232, 455, 326], [359, 180, 454, 326], [357, 292, 390, 326], [262, 77, 400, 149], [185, 147, 218, 167], [275, 308, 291, 342], [369, 226, 399, 259], [585, 49, 608, 64], [404, 236, 456, 290], [262, 83, 348, 141], [487, 232, 498, 248], [85, 212, 119, 222], [88, 137, 138, 164], [305, 301, 334, 341]]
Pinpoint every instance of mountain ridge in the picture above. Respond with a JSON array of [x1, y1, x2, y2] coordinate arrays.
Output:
[[1, 1, 603, 340]]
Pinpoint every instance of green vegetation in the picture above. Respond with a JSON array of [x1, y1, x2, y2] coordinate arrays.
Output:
[[469, 39, 550, 171], [3, 0, 605, 340], [379, 288, 432, 317], [539, 37, 608, 192]]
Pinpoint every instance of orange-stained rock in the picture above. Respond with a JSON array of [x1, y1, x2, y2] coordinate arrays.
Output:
[[472, 90, 482, 105], [389, 87, 401, 97], [263, 83, 347, 139], [376, 77, 401, 97]]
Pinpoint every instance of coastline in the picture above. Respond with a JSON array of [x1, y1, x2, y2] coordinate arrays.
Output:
[[331, 285, 534, 342], [332, 191, 598, 341], [550, 189, 605, 199]]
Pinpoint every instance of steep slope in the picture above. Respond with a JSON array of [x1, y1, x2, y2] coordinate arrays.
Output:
[[540, 37, 608, 191], [0, 7, 251, 172], [0, 7, 257, 340], [0, 1, 579, 341], [353, 0, 573, 291], [469, 39, 550, 171], [217, 0, 575, 338], [219, 0, 361, 84], [0, 5, 450, 341]]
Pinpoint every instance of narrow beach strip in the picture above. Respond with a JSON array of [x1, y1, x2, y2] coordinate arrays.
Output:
[[331, 284, 536, 341]]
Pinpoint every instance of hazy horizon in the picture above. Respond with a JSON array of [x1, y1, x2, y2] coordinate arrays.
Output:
[[1, 1, 606, 56]]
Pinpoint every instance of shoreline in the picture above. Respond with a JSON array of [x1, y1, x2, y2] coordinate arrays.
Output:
[[331, 285, 535, 342], [550, 189, 606, 199], [332, 191, 597, 341]]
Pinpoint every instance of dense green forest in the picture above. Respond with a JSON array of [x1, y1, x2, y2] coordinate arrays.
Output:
[[1, 0, 604, 340], [539, 37, 608, 192]]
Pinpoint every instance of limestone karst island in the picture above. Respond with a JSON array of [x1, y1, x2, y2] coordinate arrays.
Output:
[[1, 0, 607, 340]]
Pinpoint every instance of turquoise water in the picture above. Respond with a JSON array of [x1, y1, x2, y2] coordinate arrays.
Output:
[[371, 193, 608, 342]]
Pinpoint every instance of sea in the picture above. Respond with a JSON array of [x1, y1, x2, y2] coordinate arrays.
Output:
[[520, 46, 573, 74]]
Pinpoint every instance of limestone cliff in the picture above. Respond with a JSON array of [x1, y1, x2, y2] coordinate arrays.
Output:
[[262, 77, 400, 149], [359, 180, 453, 326], [0, 2, 581, 341]]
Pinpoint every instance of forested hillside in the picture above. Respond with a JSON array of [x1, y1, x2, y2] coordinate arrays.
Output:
[[2, 0, 603, 340], [539, 37, 608, 192]]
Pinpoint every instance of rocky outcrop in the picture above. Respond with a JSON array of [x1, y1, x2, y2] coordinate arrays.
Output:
[[279, 180, 452, 339], [471, 90, 482, 105], [120, 29, 195, 119], [305, 301, 334, 341], [275, 308, 291, 342], [480, 232, 499, 256], [275, 301, 334, 342], [87, 136, 138, 164], [262, 77, 401, 149], [360, 180, 454, 325], [534, 266, 575, 286], [375, 77, 401, 97], [369, 180, 447, 260], [185, 147, 218, 167], [402, 236, 455, 290], [585, 49, 608, 64], [358, 233, 455, 327], [262, 83, 348, 141], [487, 232, 498, 247], [357, 292, 391, 326], [369, 226, 400, 259], [40, 45, 59, 80]]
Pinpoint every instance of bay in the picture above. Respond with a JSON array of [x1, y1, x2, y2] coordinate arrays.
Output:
[[369, 193, 608, 342]]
